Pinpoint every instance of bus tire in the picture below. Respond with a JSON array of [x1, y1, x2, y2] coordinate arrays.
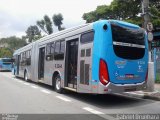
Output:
[[24, 71, 28, 82], [55, 74, 63, 93]]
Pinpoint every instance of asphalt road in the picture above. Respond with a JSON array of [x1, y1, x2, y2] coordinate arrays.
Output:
[[0, 72, 160, 120]]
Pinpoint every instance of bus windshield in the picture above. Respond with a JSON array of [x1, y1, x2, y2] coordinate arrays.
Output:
[[2, 58, 12, 63]]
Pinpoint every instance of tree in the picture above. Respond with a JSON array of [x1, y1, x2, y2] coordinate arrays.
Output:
[[52, 13, 65, 31], [0, 36, 27, 57], [150, 0, 160, 26], [83, 11, 98, 23], [37, 20, 47, 34], [82, 0, 160, 26], [37, 15, 53, 35], [0, 48, 12, 58], [26, 25, 41, 43]]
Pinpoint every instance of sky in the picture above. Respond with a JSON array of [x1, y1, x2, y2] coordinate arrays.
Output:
[[0, 0, 113, 38]]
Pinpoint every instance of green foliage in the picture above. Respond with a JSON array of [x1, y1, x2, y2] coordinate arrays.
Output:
[[0, 48, 12, 58], [156, 73, 160, 83], [52, 13, 64, 31], [0, 36, 27, 51], [0, 36, 27, 57], [37, 20, 47, 34], [82, 0, 160, 26], [26, 25, 41, 43], [37, 13, 65, 33], [44, 15, 53, 34], [83, 11, 98, 23], [37, 15, 53, 35], [150, 1, 160, 26]]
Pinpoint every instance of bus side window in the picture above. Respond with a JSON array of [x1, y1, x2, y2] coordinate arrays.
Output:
[[80, 31, 94, 44], [20, 53, 22, 66], [46, 42, 54, 61], [60, 40, 65, 57], [26, 50, 31, 65], [46, 44, 51, 55], [54, 40, 65, 60], [51, 42, 55, 54]]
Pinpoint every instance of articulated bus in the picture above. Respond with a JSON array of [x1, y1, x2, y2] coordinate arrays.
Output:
[[0, 58, 13, 71], [13, 20, 148, 94]]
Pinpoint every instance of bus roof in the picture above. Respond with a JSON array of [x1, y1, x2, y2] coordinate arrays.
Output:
[[13, 20, 141, 55], [14, 23, 92, 55]]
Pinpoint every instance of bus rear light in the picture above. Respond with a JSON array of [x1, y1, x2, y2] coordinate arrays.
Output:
[[99, 59, 110, 86]]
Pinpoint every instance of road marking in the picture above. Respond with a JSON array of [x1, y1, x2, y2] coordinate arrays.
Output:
[[56, 96, 71, 102], [41, 89, 51, 94], [83, 107, 104, 114], [31, 85, 38, 89], [23, 82, 30, 85]]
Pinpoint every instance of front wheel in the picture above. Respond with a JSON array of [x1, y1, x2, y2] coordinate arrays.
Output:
[[55, 75, 63, 93]]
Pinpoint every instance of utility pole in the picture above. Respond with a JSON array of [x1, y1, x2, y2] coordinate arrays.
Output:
[[142, 0, 153, 57], [142, 0, 150, 29], [142, 0, 155, 92]]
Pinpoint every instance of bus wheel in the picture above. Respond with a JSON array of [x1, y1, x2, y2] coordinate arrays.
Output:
[[55, 74, 63, 93], [24, 71, 28, 82]]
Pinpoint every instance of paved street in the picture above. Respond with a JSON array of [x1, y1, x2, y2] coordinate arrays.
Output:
[[0, 72, 160, 120]]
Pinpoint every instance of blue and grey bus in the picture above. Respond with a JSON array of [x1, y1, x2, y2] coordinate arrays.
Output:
[[13, 20, 148, 94], [0, 58, 13, 71]]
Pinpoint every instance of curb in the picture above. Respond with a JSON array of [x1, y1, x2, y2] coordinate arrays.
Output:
[[143, 92, 160, 101], [124, 91, 160, 101], [122, 92, 144, 99]]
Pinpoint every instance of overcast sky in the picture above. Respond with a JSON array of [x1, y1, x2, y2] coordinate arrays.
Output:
[[0, 0, 113, 38]]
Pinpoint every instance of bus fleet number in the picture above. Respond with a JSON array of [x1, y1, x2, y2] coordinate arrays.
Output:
[[55, 64, 62, 68]]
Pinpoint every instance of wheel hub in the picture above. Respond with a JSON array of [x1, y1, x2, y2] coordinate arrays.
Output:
[[56, 77, 61, 90]]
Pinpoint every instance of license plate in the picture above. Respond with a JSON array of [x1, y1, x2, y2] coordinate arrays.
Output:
[[125, 87, 136, 92], [125, 74, 134, 79]]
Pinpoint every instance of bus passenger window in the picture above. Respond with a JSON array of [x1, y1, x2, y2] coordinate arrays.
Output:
[[54, 40, 65, 60], [60, 41, 65, 54], [51, 43, 55, 54], [81, 31, 94, 43], [46, 43, 54, 61], [54, 41, 60, 55], [46, 44, 51, 54], [26, 50, 31, 65]]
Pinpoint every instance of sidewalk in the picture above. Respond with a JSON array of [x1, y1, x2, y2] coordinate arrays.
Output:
[[124, 84, 160, 101], [143, 84, 160, 101]]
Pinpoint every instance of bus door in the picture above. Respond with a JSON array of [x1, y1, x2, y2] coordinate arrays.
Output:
[[65, 39, 78, 89], [38, 47, 45, 80], [17, 55, 20, 75]]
